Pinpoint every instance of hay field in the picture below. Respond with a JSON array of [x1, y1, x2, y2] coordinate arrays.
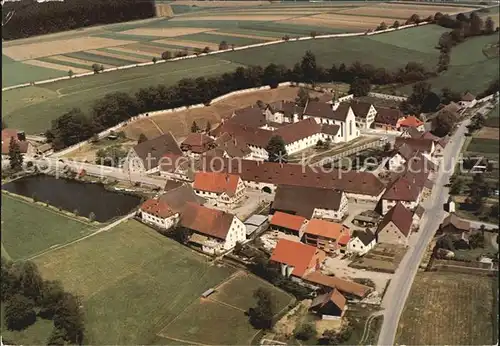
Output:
[[1, 193, 96, 261], [33, 220, 237, 344], [120, 27, 215, 37], [396, 272, 497, 345], [3, 37, 133, 61], [294, 13, 406, 30]]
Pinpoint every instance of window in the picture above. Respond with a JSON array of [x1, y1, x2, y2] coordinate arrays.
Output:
[[349, 120, 353, 136]]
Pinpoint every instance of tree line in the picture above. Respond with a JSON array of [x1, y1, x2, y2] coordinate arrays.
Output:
[[1, 258, 85, 345], [2, 0, 156, 40], [434, 11, 497, 72], [46, 51, 436, 150]]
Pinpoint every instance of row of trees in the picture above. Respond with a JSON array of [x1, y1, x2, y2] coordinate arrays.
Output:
[[46, 51, 435, 150], [2, 0, 155, 40], [1, 258, 84, 344]]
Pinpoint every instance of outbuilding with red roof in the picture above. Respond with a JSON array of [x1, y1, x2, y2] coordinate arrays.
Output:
[[376, 202, 413, 245], [270, 239, 326, 278], [139, 198, 180, 230], [193, 172, 245, 206], [270, 211, 308, 238]]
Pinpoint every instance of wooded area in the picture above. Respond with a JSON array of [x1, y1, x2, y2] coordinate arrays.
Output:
[[2, 0, 156, 40]]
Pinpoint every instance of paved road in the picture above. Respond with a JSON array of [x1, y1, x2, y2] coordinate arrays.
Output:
[[377, 117, 471, 345]]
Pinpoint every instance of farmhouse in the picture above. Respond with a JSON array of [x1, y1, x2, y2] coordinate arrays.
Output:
[[302, 101, 359, 142], [139, 198, 179, 230], [125, 132, 182, 173], [229, 105, 267, 128], [214, 133, 253, 159], [180, 202, 246, 254], [386, 144, 416, 171], [301, 219, 350, 254], [310, 289, 347, 319], [347, 230, 376, 255], [397, 116, 425, 131], [158, 183, 205, 214], [269, 211, 308, 238], [349, 101, 377, 130], [270, 238, 325, 279], [374, 107, 404, 131], [181, 133, 216, 157], [380, 174, 423, 214], [200, 159, 387, 202], [193, 172, 245, 206], [376, 202, 413, 245], [271, 185, 348, 221], [1, 129, 35, 158]]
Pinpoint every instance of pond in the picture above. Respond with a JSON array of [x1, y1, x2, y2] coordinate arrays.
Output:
[[2, 175, 142, 222]]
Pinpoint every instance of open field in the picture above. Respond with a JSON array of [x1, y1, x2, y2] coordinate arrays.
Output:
[[3, 24, 453, 135], [1, 192, 96, 261], [396, 272, 497, 345], [159, 271, 294, 345], [485, 104, 499, 127], [2, 1, 479, 87], [476, 126, 499, 140], [0, 305, 53, 346], [467, 138, 500, 154], [31, 219, 292, 345], [397, 33, 499, 95]]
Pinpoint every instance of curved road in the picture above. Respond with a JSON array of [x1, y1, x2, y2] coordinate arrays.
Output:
[[377, 117, 472, 345]]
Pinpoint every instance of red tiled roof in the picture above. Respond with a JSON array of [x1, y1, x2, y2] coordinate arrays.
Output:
[[311, 288, 346, 311], [398, 116, 423, 128], [140, 199, 176, 218], [180, 202, 235, 240], [395, 137, 434, 153], [199, 159, 386, 197], [377, 202, 413, 237], [270, 239, 323, 277], [303, 101, 351, 122], [349, 101, 373, 119], [382, 176, 421, 202], [337, 232, 351, 246], [374, 107, 403, 126], [270, 211, 307, 231], [193, 172, 240, 196], [275, 118, 321, 144], [304, 219, 348, 240], [304, 272, 371, 298]]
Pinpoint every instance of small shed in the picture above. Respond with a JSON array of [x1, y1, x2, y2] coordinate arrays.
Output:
[[244, 214, 268, 236], [201, 288, 215, 298]]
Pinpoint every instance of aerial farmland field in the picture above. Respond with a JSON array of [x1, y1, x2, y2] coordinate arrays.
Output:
[[31, 220, 293, 345], [396, 272, 497, 345], [1, 1, 477, 88]]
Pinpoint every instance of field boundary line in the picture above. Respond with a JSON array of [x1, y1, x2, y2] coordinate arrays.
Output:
[[155, 334, 204, 346], [206, 297, 246, 312], [148, 118, 164, 135], [2, 21, 436, 91]]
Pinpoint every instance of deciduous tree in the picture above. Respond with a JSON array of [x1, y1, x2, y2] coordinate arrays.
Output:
[[4, 294, 36, 331], [8, 136, 23, 171], [161, 51, 172, 60], [191, 121, 199, 133], [248, 288, 274, 329], [266, 135, 287, 163], [349, 78, 371, 97], [53, 293, 85, 344], [219, 40, 228, 50]]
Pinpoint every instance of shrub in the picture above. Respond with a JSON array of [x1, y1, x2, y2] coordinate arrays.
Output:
[[4, 294, 36, 330], [295, 323, 316, 340]]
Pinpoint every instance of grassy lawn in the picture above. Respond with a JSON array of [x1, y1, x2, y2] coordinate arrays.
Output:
[[0, 304, 54, 345], [2, 54, 67, 87], [396, 272, 497, 345], [31, 219, 288, 345], [1, 192, 96, 260]]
